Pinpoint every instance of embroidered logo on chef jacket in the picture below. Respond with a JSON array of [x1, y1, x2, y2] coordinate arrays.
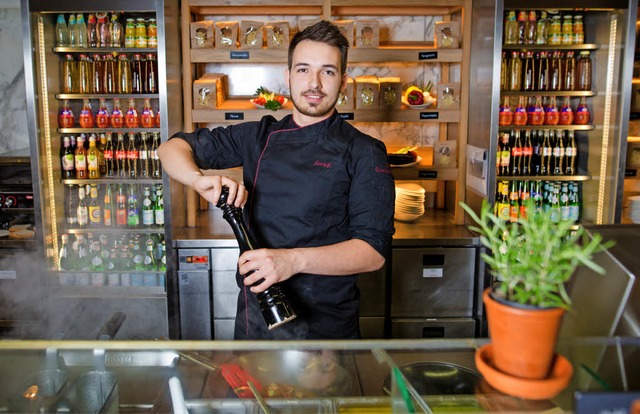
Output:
[[314, 160, 332, 168]]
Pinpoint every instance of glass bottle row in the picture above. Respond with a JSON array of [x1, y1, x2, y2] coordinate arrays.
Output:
[[56, 12, 157, 49], [499, 96, 590, 127], [59, 98, 160, 129]]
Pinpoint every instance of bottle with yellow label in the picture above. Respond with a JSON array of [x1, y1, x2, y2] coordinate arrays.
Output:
[[87, 135, 100, 179]]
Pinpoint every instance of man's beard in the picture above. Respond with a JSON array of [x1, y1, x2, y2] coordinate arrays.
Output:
[[290, 89, 340, 118]]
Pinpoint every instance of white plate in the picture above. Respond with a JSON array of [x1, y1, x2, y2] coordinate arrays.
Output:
[[401, 96, 436, 109], [250, 97, 288, 109], [391, 156, 422, 168]]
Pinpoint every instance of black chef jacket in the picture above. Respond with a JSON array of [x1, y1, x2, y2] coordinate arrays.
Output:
[[171, 110, 395, 339]]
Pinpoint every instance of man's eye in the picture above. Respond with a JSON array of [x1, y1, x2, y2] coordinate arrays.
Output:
[[297, 68, 308, 73], [323, 70, 336, 76]]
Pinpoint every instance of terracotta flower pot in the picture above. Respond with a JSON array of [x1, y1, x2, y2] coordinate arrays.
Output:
[[483, 288, 565, 380]]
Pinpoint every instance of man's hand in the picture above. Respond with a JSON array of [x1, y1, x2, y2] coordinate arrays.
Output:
[[192, 175, 248, 208], [238, 248, 301, 293]]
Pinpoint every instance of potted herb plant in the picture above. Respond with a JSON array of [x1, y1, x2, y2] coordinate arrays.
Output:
[[460, 200, 612, 398]]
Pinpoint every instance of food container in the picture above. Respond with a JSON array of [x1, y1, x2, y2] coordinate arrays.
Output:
[[193, 73, 228, 110], [239, 20, 264, 49], [265, 21, 289, 49], [355, 20, 379, 48], [436, 82, 460, 109], [434, 140, 457, 167], [336, 77, 355, 110], [355, 76, 380, 109], [214, 21, 239, 49], [335, 20, 355, 46], [378, 77, 402, 110], [190, 21, 214, 48], [435, 21, 461, 49]]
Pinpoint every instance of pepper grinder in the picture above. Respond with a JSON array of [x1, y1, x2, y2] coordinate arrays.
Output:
[[216, 186, 297, 330]]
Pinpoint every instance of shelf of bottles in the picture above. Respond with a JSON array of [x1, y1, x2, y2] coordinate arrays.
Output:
[[52, 11, 165, 291], [497, 9, 595, 224]]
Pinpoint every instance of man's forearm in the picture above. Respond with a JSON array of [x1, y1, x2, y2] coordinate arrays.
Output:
[[157, 137, 203, 187], [292, 239, 385, 276]]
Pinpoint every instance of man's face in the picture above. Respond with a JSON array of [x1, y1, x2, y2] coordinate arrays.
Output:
[[285, 39, 347, 126]]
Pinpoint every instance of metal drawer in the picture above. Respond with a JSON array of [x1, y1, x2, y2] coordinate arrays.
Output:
[[391, 318, 476, 339], [391, 247, 476, 317]]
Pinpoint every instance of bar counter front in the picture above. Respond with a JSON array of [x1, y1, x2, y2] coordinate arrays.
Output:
[[0, 336, 637, 413]]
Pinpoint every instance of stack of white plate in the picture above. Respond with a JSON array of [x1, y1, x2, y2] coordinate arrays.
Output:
[[395, 183, 425, 222], [626, 195, 640, 223]]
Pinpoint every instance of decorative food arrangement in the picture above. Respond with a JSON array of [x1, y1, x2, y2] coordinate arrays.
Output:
[[401, 82, 437, 109], [250, 86, 288, 110], [387, 146, 421, 167]]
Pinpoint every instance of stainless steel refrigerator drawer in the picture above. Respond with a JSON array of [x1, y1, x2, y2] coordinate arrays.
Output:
[[391, 247, 476, 317], [211, 248, 240, 271], [391, 318, 476, 339], [212, 270, 239, 319], [178, 271, 212, 340]]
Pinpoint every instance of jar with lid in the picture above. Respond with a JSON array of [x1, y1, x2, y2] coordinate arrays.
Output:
[[147, 18, 157, 48], [576, 51, 592, 91], [125, 18, 135, 48], [562, 15, 573, 45], [573, 15, 584, 44], [548, 15, 562, 45], [135, 18, 148, 48]]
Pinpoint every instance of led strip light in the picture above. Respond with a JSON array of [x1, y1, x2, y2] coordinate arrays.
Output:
[[597, 14, 618, 224], [37, 15, 59, 269]]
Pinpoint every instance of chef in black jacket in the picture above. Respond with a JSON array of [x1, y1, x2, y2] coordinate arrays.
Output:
[[158, 20, 395, 340]]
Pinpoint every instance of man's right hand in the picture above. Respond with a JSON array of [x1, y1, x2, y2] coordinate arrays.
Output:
[[192, 175, 247, 208]]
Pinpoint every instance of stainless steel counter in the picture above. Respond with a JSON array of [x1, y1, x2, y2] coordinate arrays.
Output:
[[171, 208, 480, 248]]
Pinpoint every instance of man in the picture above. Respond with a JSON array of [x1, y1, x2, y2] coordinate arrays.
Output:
[[158, 20, 395, 340]]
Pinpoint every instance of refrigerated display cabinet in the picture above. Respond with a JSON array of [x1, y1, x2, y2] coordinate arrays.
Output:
[[21, 0, 184, 339]]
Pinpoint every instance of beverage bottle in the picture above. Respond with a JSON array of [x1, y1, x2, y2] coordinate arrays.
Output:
[[522, 51, 535, 92], [75, 14, 88, 48], [131, 54, 144, 93], [111, 98, 125, 128], [59, 234, 75, 271], [135, 18, 148, 48], [66, 184, 78, 226], [500, 52, 508, 91], [79, 98, 95, 129], [117, 54, 132, 94], [103, 184, 114, 227], [496, 181, 510, 221], [145, 53, 158, 94], [154, 185, 164, 226], [569, 182, 581, 221], [565, 131, 577, 175], [87, 14, 98, 48], [61, 54, 76, 94], [125, 18, 136, 48], [562, 14, 573, 45], [115, 133, 127, 177], [142, 187, 154, 226], [56, 14, 70, 47], [97, 13, 110, 48], [141, 98, 155, 128], [125, 99, 140, 128], [540, 130, 552, 176], [508, 180, 520, 222], [496, 133, 506, 175], [89, 236, 105, 273], [513, 95, 528, 126], [88, 184, 102, 227], [559, 96, 574, 125], [77, 54, 92, 94], [116, 185, 127, 228], [549, 51, 561, 91], [76, 234, 91, 271], [147, 18, 158, 48], [110, 13, 123, 47], [96, 98, 110, 128], [531, 130, 542, 175], [552, 130, 565, 175], [155, 106, 161, 128], [87, 135, 100, 179], [574, 97, 590, 125], [498, 96, 513, 126], [61, 136, 75, 179], [75, 135, 88, 179], [544, 96, 560, 125], [535, 10, 548, 45], [564, 51, 576, 91], [98, 133, 107, 176], [560, 182, 571, 221], [139, 132, 150, 178], [521, 130, 532, 176], [158, 240, 166, 272], [91, 54, 104, 94], [573, 15, 584, 44], [216, 185, 297, 329], [77, 185, 89, 228], [576, 51, 592, 91], [536, 51, 549, 91], [151, 132, 162, 179], [548, 14, 561, 45], [127, 184, 140, 228], [517, 11, 527, 44], [68, 14, 77, 46], [510, 129, 522, 176], [504, 11, 518, 44], [532, 180, 543, 211], [131, 236, 145, 271], [104, 133, 115, 178], [527, 96, 544, 126], [508, 51, 522, 91], [519, 180, 531, 218], [144, 238, 157, 271], [127, 132, 139, 178], [103, 53, 117, 94], [525, 11, 537, 45]]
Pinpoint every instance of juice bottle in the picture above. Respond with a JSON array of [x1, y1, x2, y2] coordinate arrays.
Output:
[[564, 51, 576, 91], [77, 54, 92, 94], [117, 54, 132, 94], [527, 96, 545, 126], [544, 97, 560, 125], [110, 12, 123, 47], [111, 98, 124, 128], [517, 11, 527, 44], [509, 51, 522, 91], [61, 54, 76, 94], [574, 97, 590, 125], [131, 54, 143, 94], [576, 51, 592, 91], [125, 18, 136, 48], [504, 11, 518, 44], [513, 96, 528, 126], [548, 51, 562, 91], [135, 18, 148, 48], [559, 96, 574, 125], [56, 14, 70, 47], [87, 135, 100, 179], [103, 53, 117, 94], [535, 11, 548, 45], [91, 54, 104, 94], [145, 53, 158, 94], [147, 18, 158, 48], [79, 98, 95, 129], [141, 98, 156, 128], [97, 12, 110, 47], [95, 98, 110, 129], [500, 52, 508, 91], [548, 15, 562, 45], [75, 135, 88, 179], [522, 51, 535, 91], [125, 98, 140, 128], [59, 100, 75, 128], [562, 14, 573, 45], [87, 14, 97, 48], [573, 15, 584, 44], [536, 51, 549, 91], [525, 11, 537, 45], [498, 96, 513, 126]]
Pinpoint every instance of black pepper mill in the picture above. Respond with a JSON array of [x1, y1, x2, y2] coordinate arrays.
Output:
[[216, 186, 297, 330]]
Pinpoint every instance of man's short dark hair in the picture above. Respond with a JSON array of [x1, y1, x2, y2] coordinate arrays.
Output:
[[288, 20, 350, 75]]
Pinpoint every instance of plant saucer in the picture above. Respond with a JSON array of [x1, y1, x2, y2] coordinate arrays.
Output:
[[475, 344, 573, 400]]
